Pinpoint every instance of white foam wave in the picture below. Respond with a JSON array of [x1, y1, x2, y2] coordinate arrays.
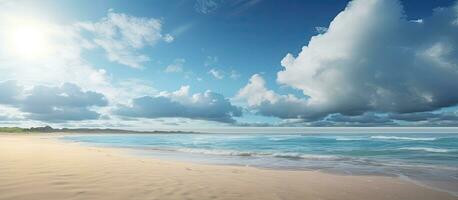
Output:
[[175, 148, 254, 156], [370, 136, 436, 141], [272, 153, 339, 160], [334, 137, 364, 141], [170, 148, 340, 160], [268, 135, 301, 141], [399, 147, 450, 153]]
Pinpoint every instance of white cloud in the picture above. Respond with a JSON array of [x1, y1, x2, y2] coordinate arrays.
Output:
[[314, 26, 328, 34], [204, 56, 234, 80], [234, 0, 458, 125], [204, 56, 218, 67], [164, 58, 185, 73], [116, 86, 242, 123], [230, 70, 241, 80], [76, 10, 173, 68], [113, 79, 157, 104], [0, 12, 114, 100], [236, 74, 317, 119], [208, 68, 224, 79], [0, 5, 170, 124], [410, 19, 423, 24], [273, 0, 458, 120], [195, 0, 223, 14], [236, 74, 278, 106], [163, 34, 174, 43], [0, 105, 25, 122]]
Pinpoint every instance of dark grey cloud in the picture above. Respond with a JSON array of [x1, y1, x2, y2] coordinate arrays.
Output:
[[0, 81, 22, 104], [115, 90, 241, 123], [234, 122, 273, 127], [0, 81, 108, 122], [116, 96, 185, 118], [273, 113, 395, 127], [389, 111, 458, 122], [326, 113, 393, 124], [276, 111, 458, 127], [238, 0, 458, 124], [19, 83, 107, 122]]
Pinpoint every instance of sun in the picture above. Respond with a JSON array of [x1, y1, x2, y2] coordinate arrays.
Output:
[[11, 27, 47, 56], [7, 22, 53, 59]]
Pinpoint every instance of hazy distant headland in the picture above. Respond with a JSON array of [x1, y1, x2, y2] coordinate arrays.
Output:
[[3, 126, 458, 134], [0, 126, 196, 134]]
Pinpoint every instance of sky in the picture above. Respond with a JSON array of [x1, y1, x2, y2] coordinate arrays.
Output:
[[0, 0, 458, 130]]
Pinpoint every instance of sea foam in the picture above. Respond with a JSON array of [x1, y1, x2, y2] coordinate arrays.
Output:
[[399, 147, 450, 153], [370, 136, 437, 141]]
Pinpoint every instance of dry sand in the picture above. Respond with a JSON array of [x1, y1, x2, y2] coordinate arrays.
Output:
[[0, 134, 456, 200]]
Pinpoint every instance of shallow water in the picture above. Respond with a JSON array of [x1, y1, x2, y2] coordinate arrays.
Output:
[[61, 133, 458, 196]]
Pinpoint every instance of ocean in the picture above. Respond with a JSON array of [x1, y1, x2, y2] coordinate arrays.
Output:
[[61, 133, 458, 196]]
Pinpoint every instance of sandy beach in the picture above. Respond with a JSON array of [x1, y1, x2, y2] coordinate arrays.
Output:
[[0, 134, 456, 200]]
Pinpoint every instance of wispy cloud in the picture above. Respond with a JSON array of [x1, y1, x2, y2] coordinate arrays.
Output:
[[228, 0, 263, 17], [194, 0, 223, 14], [170, 22, 195, 37], [208, 68, 224, 79], [76, 10, 173, 68], [230, 70, 241, 80], [164, 58, 185, 73], [194, 0, 263, 16], [314, 26, 328, 34], [204, 56, 218, 67]]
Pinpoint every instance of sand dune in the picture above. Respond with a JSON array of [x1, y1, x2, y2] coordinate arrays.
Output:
[[0, 134, 455, 200]]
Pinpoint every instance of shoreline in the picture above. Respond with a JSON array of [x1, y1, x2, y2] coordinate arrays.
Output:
[[1, 134, 457, 200], [59, 134, 458, 197]]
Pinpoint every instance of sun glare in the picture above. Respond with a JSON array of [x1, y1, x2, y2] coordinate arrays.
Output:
[[7, 22, 53, 59]]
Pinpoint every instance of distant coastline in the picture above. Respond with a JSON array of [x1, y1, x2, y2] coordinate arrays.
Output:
[[0, 126, 198, 134], [3, 126, 458, 135]]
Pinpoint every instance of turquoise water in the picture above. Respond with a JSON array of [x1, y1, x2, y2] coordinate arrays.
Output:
[[61, 133, 458, 195]]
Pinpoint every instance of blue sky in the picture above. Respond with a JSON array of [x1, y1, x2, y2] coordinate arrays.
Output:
[[0, 0, 458, 129]]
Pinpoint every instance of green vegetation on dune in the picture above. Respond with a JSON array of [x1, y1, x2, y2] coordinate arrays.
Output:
[[0, 127, 24, 133]]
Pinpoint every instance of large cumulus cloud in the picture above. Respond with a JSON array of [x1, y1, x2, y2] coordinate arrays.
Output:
[[115, 86, 242, 123], [236, 74, 314, 119], [389, 111, 458, 122], [20, 83, 108, 121], [242, 0, 458, 121], [0, 81, 108, 122], [0, 81, 22, 104]]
